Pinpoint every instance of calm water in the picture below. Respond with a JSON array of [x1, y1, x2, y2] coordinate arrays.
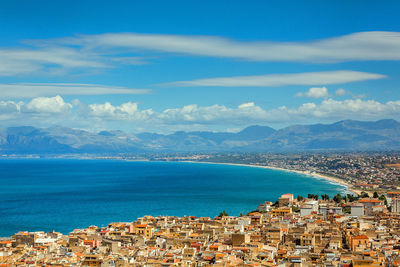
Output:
[[0, 159, 347, 236]]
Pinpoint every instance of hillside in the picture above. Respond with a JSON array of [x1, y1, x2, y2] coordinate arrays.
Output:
[[0, 120, 399, 154]]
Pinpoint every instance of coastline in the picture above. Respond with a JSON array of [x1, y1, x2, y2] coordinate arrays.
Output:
[[0, 157, 360, 195], [179, 160, 360, 195]]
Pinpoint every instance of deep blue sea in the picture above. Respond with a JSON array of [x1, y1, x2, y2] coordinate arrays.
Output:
[[0, 159, 347, 236]]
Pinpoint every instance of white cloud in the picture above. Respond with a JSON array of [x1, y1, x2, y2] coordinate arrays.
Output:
[[69, 31, 400, 63], [0, 95, 400, 132], [297, 87, 329, 98], [353, 94, 366, 99], [238, 102, 255, 108], [0, 101, 22, 113], [336, 88, 349, 96], [87, 102, 116, 117], [89, 98, 400, 126], [87, 101, 153, 120], [168, 70, 385, 87], [0, 83, 150, 98], [285, 98, 399, 120], [25, 95, 72, 113]]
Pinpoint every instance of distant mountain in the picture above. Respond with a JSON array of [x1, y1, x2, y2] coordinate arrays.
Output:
[[250, 119, 400, 151], [136, 125, 276, 151], [0, 126, 142, 154], [0, 119, 399, 154], [235, 125, 276, 141]]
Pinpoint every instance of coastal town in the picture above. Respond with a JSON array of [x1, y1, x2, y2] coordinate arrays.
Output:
[[3, 191, 400, 266], [2, 0, 400, 266], [1, 153, 400, 266]]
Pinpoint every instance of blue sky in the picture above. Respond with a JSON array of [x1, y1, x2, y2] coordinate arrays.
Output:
[[0, 0, 400, 133]]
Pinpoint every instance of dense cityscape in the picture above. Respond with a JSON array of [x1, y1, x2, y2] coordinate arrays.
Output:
[[3, 191, 400, 266]]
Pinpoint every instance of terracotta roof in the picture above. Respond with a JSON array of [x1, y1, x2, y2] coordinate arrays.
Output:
[[359, 199, 382, 203], [353, 235, 369, 239]]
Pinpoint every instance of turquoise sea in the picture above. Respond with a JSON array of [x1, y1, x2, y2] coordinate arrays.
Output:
[[0, 159, 347, 236]]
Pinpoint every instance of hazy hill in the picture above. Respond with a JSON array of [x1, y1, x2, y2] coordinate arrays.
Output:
[[252, 119, 400, 151], [0, 119, 399, 154]]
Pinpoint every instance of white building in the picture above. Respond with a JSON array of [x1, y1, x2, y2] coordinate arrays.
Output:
[[392, 198, 400, 213], [300, 200, 318, 217], [351, 203, 364, 216]]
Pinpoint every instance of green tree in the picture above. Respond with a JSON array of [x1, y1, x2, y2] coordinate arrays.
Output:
[[297, 195, 304, 202], [343, 206, 351, 214], [347, 194, 358, 202], [218, 210, 228, 217], [373, 192, 379, 198], [321, 194, 330, 201], [292, 206, 300, 212], [360, 192, 369, 198], [333, 194, 342, 203]]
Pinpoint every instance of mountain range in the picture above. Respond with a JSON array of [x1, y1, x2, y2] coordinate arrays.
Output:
[[1, 119, 400, 154]]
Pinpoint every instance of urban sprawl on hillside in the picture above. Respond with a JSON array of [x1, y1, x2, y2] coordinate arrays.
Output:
[[2, 153, 400, 266], [3, 192, 400, 266]]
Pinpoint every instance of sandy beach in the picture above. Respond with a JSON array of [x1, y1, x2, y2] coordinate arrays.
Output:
[[181, 161, 361, 195]]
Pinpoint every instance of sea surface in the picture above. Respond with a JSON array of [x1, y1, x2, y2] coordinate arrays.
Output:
[[0, 159, 348, 236]]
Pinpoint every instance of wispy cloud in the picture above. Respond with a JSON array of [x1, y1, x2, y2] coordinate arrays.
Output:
[[1, 31, 399, 77], [167, 70, 385, 87], [67, 31, 400, 63], [0, 83, 150, 98], [0, 47, 106, 76]]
